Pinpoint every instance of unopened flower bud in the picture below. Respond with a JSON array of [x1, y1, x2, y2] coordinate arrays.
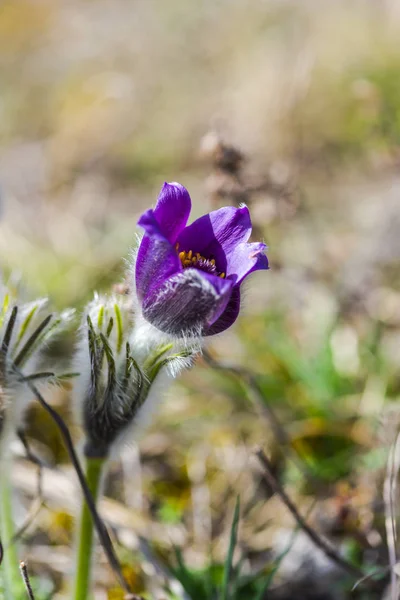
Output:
[[74, 295, 194, 459], [0, 280, 74, 440]]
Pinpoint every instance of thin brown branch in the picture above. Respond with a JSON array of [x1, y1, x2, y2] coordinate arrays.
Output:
[[19, 561, 35, 600], [16, 368, 132, 595], [203, 350, 314, 481], [12, 498, 44, 545], [203, 350, 288, 445], [17, 429, 45, 497], [255, 447, 365, 580], [11, 431, 45, 543]]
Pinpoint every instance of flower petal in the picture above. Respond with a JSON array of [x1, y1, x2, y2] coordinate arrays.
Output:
[[226, 242, 269, 284], [136, 209, 181, 301], [153, 182, 192, 243], [176, 205, 252, 270], [205, 286, 241, 336], [141, 269, 234, 336]]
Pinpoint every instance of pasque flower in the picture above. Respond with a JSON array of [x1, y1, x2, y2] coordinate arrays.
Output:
[[135, 182, 269, 336]]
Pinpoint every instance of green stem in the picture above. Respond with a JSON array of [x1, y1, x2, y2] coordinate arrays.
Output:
[[72, 457, 106, 600], [0, 456, 26, 600]]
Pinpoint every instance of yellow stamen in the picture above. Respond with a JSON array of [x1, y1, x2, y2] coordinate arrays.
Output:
[[177, 248, 225, 278]]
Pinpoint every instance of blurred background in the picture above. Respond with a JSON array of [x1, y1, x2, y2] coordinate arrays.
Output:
[[2, 0, 400, 598]]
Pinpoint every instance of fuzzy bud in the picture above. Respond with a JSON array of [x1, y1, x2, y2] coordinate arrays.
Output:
[[74, 295, 195, 459], [0, 281, 74, 441]]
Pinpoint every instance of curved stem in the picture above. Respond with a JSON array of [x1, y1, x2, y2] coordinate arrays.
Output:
[[256, 448, 365, 579], [17, 372, 130, 593], [73, 457, 106, 600]]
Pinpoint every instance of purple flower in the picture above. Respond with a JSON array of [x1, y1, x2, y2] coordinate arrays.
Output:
[[135, 182, 269, 337]]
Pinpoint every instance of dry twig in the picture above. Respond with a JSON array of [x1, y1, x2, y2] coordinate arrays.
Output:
[[204, 350, 314, 481], [16, 368, 132, 595], [256, 447, 365, 580], [12, 431, 46, 544], [19, 561, 35, 600]]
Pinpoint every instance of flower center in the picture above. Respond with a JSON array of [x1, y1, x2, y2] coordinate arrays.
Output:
[[176, 245, 225, 278]]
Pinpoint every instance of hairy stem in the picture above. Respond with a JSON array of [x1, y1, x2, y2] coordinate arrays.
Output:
[[73, 457, 106, 600]]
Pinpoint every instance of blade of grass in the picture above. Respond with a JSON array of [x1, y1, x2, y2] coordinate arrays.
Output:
[[252, 501, 316, 600], [221, 496, 240, 600]]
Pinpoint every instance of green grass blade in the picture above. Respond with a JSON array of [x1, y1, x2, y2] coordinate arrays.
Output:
[[252, 502, 316, 600], [221, 496, 240, 600]]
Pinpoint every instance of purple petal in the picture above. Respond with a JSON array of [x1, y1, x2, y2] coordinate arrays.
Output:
[[136, 210, 181, 301], [137, 208, 171, 242], [205, 286, 241, 336], [141, 269, 234, 336], [226, 242, 269, 284], [176, 205, 252, 270], [153, 182, 191, 243]]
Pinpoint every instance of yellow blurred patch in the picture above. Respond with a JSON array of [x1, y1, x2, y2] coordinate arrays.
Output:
[[107, 564, 145, 599], [0, 0, 53, 57]]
